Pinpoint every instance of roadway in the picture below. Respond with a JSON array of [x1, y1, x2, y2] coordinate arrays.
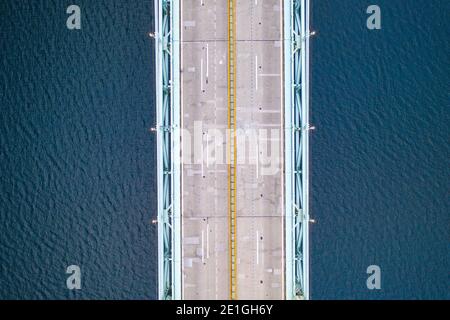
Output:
[[180, 0, 284, 300]]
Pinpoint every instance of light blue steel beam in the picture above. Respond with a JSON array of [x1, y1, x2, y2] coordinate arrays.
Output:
[[284, 0, 311, 300], [155, 0, 181, 300], [171, 0, 181, 300], [302, 0, 311, 299]]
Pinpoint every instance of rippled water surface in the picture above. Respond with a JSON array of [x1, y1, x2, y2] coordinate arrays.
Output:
[[0, 0, 448, 299]]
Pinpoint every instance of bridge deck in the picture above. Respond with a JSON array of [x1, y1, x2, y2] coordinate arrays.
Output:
[[180, 0, 285, 300]]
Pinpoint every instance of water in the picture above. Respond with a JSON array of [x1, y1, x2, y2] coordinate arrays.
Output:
[[0, 0, 448, 299], [310, 0, 449, 299], [0, 0, 157, 299]]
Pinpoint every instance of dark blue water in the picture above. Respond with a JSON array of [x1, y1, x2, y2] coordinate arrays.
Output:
[[0, 0, 448, 299], [311, 0, 449, 299], [0, 0, 157, 299]]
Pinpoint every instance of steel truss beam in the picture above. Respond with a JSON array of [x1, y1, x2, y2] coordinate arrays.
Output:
[[284, 0, 311, 300], [155, 0, 181, 300]]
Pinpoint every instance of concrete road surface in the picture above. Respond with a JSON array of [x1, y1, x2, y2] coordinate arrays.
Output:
[[180, 0, 284, 300], [235, 0, 284, 300]]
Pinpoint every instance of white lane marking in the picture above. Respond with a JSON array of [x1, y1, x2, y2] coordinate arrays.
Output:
[[206, 133, 209, 168], [214, 219, 218, 299], [201, 229, 205, 264], [256, 230, 260, 265], [206, 223, 210, 259], [201, 137, 204, 177], [259, 110, 281, 113], [206, 43, 209, 79], [256, 143, 259, 179], [200, 58, 204, 92], [255, 55, 258, 91], [262, 239, 265, 266], [184, 21, 196, 27], [255, 0, 258, 5]]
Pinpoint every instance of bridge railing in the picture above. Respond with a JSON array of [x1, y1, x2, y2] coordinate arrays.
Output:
[[284, 0, 311, 300], [155, 0, 181, 300]]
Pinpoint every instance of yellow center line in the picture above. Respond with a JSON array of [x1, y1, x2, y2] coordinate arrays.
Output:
[[227, 0, 237, 300]]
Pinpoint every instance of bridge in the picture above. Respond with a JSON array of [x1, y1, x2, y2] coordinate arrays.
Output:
[[154, 0, 312, 300]]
